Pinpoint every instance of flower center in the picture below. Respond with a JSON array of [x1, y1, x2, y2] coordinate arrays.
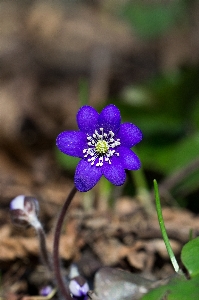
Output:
[[83, 128, 121, 167], [95, 140, 109, 154]]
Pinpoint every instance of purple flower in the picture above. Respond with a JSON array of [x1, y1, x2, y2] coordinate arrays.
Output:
[[69, 276, 89, 299], [56, 104, 142, 192]]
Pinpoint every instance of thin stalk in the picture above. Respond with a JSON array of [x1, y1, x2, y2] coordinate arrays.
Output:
[[36, 226, 53, 271], [98, 176, 112, 210], [132, 168, 155, 215], [53, 186, 77, 300], [154, 179, 180, 273]]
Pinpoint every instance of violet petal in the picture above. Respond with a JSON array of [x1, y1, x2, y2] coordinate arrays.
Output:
[[103, 156, 126, 186], [119, 146, 141, 170], [69, 279, 89, 297], [75, 160, 102, 192], [98, 104, 121, 133], [77, 106, 99, 135], [118, 123, 142, 148], [56, 131, 87, 158]]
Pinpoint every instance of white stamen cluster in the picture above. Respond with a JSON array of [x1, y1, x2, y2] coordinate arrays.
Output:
[[83, 128, 121, 167]]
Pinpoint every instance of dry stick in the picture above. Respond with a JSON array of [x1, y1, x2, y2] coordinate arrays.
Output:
[[158, 156, 199, 194], [53, 186, 77, 300]]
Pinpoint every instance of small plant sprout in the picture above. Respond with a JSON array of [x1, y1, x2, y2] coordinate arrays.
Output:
[[10, 195, 40, 228], [153, 180, 181, 274], [10, 195, 52, 272]]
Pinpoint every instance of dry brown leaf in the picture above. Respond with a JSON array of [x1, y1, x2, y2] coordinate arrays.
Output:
[[93, 238, 127, 265], [147, 239, 181, 259], [127, 250, 147, 270], [0, 237, 26, 260]]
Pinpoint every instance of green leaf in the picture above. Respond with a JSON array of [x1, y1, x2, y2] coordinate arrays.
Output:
[[190, 95, 199, 130], [181, 237, 199, 278], [154, 180, 180, 273], [142, 274, 199, 300]]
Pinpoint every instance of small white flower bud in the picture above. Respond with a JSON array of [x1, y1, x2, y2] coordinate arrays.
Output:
[[10, 195, 40, 228]]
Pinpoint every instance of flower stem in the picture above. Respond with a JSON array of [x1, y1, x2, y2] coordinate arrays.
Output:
[[36, 226, 53, 272], [132, 168, 155, 215], [153, 179, 180, 273], [98, 176, 112, 210], [53, 186, 77, 300]]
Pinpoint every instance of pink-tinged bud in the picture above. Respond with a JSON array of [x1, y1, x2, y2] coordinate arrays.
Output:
[[10, 195, 40, 228]]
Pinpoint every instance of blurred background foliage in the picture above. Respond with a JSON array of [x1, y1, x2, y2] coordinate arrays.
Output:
[[57, 0, 199, 211], [1, 0, 199, 211], [120, 0, 188, 39]]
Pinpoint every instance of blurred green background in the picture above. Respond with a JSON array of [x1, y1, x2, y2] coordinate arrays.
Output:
[[56, 0, 199, 211]]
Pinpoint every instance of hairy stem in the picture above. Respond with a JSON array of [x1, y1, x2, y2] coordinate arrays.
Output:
[[53, 186, 77, 300], [36, 226, 53, 272]]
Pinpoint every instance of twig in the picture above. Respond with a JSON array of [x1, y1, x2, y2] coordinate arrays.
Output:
[[159, 156, 199, 194]]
